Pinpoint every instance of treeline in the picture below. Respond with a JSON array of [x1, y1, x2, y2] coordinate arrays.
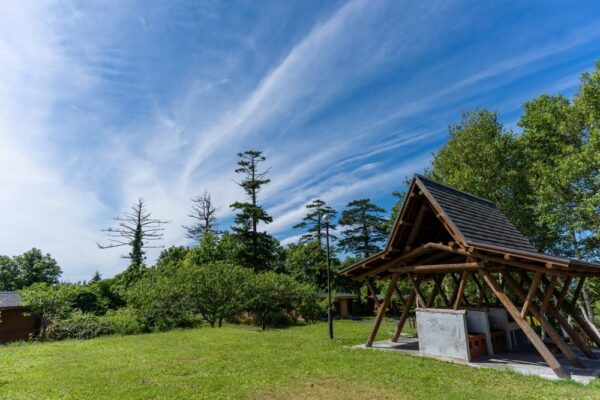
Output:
[[10, 60, 600, 342]]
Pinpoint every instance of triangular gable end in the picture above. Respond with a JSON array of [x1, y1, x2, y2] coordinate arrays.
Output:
[[383, 175, 466, 256]]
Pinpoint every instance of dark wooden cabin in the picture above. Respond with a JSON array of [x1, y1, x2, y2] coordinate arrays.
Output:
[[340, 174, 600, 378], [0, 292, 38, 343]]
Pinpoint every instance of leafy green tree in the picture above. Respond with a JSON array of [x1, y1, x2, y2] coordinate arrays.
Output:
[[186, 262, 253, 327], [182, 191, 219, 241], [338, 199, 387, 258], [518, 75, 600, 320], [284, 241, 338, 289], [126, 268, 193, 332], [19, 283, 77, 340], [230, 150, 278, 271], [428, 109, 545, 247], [293, 199, 337, 246], [247, 272, 292, 330], [13, 248, 62, 288], [98, 198, 168, 287], [184, 232, 224, 266], [155, 246, 189, 270], [0, 255, 20, 290]]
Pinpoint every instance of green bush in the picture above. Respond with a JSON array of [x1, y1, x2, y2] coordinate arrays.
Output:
[[102, 308, 142, 335], [47, 311, 115, 340], [126, 268, 195, 332]]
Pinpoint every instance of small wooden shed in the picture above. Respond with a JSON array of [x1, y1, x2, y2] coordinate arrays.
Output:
[[0, 292, 38, 343], [340, 174, 600, 378]]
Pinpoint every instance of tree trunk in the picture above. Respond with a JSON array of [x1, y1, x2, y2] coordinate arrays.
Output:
[[218, 318, 223, 328]]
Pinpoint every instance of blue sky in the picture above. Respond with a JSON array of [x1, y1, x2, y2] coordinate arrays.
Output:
[[1, 1, 600, 281]]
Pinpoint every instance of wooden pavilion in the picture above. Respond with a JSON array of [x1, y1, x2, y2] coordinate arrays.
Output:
[[339, 174, 600, 378]]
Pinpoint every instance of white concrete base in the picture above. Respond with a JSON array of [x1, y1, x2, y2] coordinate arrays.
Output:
[[355, 338, 600, 384]]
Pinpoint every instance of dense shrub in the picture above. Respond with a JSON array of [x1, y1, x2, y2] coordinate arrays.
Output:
[[187, 262, 254, 327], [126, 268, 195, 332], [247, 272, 322, 330], [47, 311, 115, 340], [102, 308, 142, 335]]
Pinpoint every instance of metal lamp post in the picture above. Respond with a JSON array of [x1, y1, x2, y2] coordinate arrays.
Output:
[[323, 213, 334, 340]]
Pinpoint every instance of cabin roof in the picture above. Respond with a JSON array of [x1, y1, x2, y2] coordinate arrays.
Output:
[[0, 292, 23, 309], [340, 174, 600, 278]]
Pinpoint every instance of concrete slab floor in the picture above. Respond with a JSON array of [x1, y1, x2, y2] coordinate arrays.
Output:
[[354, 338, 600, 384]]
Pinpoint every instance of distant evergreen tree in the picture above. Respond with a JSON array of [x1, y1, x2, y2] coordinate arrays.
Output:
[[230, 150, 277, 271], [90, 271, 102, 284], [182, 191, 219, 241], [293, 199, 337, 246], [338, 199, 387, 258]]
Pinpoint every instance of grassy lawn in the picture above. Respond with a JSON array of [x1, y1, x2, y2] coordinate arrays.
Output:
[[0, 319, 599, 399]]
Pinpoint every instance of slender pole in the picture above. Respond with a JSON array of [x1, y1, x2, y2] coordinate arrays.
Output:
[[326, 221, 333, 340]]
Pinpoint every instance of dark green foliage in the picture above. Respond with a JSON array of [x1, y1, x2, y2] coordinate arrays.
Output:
[[13, 248, 62, 288], [184, 232, 226, 266], [155, 246, 190, 270], [89, 277, 126, 310], [293, 199, 337, 246], [0, 255, 20, 290], [230, 150, 276, 271], [338, 199, 387, 258]]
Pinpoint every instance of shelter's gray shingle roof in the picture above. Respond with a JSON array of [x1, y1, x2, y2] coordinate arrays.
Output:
[[0, 292, 23, 308], [416, 175, 538, 253]]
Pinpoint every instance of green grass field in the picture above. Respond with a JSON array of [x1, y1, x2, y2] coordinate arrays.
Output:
[[0, 319, 599, 399]]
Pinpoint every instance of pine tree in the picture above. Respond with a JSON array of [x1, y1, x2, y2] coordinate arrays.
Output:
[[293, 199, 337, 246], [230, 150, 277, 271], [182, 191, 219, 241], [338, 199, 387, 258]]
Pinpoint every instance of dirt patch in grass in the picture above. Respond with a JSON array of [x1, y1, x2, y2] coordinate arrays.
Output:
[[254, 377, 402, 400]]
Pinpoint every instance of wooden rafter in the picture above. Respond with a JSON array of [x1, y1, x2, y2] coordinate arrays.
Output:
[[479, 270, 568, 378], [502, 272, 584, 369], [518, 274, 597, 360]]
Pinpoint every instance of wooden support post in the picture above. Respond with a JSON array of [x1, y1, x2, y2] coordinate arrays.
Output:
[[502, 272, 584, 369], [453, 271, 468, 310], [521, 271, 542, 318], [366, 273, 399, 347], [540, 275, 558, 315], [479, 271, 568, 378], [394, 284, 407, 309], [407, 273, 426, 308], [392, 290, 416, 342]]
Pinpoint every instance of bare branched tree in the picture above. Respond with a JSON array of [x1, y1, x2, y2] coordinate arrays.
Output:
[[98, 198, 169, 267], [182, 191, 219, 241]]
